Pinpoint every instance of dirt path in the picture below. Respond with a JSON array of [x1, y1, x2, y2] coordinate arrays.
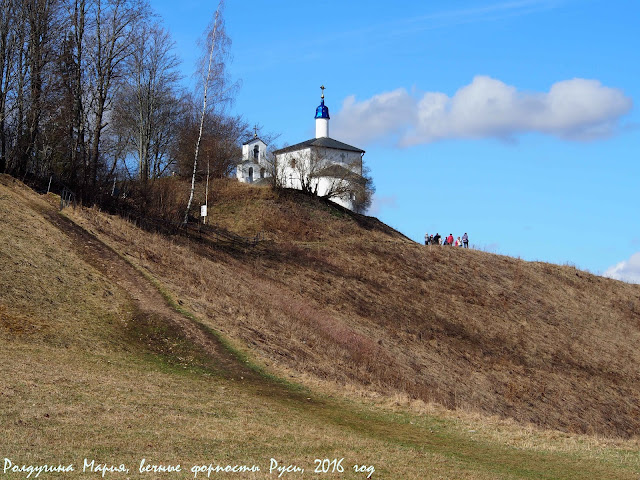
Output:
[[34, 199, 256, 380]]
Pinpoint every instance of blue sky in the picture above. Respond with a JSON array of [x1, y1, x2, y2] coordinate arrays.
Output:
[[151, 0, 639, 281]]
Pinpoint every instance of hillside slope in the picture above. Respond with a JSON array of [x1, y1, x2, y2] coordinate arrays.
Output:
[[2, 175, 640, 479], [67, 178, 640, 439], [0, 175, 486, 479]]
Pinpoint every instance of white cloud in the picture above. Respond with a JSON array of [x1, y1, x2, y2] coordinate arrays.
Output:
[[604, 253, 640, 284], [333, 89, 416, 145], [332, 76, 632, 147]]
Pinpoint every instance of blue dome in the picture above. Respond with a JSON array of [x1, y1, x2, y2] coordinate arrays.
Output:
[[315, 98, 330, 119]]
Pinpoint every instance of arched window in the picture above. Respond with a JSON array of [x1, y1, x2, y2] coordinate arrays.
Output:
[[248, 167, 254, 183], [260, 167, 265, 179], [253, 145, 259, 160]]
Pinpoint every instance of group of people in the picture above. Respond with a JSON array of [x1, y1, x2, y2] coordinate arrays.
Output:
[[425, 232, 469, 248]]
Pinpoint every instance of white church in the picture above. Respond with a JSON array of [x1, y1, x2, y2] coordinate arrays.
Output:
[[235, 131, 270, 185], [236, 87, 366, 211]]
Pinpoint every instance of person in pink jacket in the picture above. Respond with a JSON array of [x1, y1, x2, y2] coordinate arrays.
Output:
[[447, 234, 454, 245]]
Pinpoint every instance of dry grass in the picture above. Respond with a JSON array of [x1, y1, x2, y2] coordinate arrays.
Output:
[[0, 176, 439, 479], [0, 179, 129, 352], [2, 175, 640, 479], [66, 178, 640, 440]]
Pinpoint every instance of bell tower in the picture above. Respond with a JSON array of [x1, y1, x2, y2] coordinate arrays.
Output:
[[315, 85, 330, 139]]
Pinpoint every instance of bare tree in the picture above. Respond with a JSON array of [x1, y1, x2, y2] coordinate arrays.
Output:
[[84, 0, 146, 195], [112, 21, 182, 182], [0, 0, 160, 199], [174, 105, 248, 179], [61, 0, 89, 189], [351, 164, 375, 213], [12, 0, 64, 177], [0, 0, 18, 172], [2, 0, 28, 176], [0, 0, 256, 216], [183, 0, 236, 225]]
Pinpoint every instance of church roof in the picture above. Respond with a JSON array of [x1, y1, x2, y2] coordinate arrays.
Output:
[[273, 137, 364, 155], [242, 136, 266, 146], [315, 98, 330, 119]]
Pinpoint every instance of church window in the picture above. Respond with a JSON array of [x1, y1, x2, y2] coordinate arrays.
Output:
[[248, 167, 254, 183], [260, 167, 265, 179], [290, 158, 297, 168], [253, 145, 259, 160]]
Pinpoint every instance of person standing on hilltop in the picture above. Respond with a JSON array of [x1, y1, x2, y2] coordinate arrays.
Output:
[[462, 232, 469, 248], [447, 233, 454, 246], [425, 233, 429, 245], [434, 233, 441, 245]]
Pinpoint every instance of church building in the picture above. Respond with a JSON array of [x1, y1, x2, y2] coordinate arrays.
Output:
[[236, 131, 270, 184], [273, 87, 366, 211]]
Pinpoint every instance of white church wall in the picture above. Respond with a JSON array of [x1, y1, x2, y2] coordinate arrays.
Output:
[[276, 149, 311, 190], [316, 176, 354, 209], [237, 138, 270, 183], [318, 148, 362, 171], [276, 148, 361, 183], [241, 139, 267, 163], [237, 163, 268, 184], [275, 148, 357, 210], [237, 164, 252, 183]]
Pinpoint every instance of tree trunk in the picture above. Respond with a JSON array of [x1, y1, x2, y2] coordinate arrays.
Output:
[[70, 0, 86, 190], [183, 0, 222, 225]]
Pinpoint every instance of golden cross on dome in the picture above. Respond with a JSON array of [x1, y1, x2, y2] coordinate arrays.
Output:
[[320, 85, 325, 99], [253, 125, 258, 137]]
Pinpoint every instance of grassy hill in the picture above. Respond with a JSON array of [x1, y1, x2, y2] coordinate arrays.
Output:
[[76, 177, 640, 438], [1, 174, 639, 479]]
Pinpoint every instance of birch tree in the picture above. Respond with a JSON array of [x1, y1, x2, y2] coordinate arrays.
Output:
[[183, 0, 237, 224]]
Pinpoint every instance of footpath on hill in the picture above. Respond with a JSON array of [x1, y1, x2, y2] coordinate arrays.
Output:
[[12, 182, 257, 382]]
